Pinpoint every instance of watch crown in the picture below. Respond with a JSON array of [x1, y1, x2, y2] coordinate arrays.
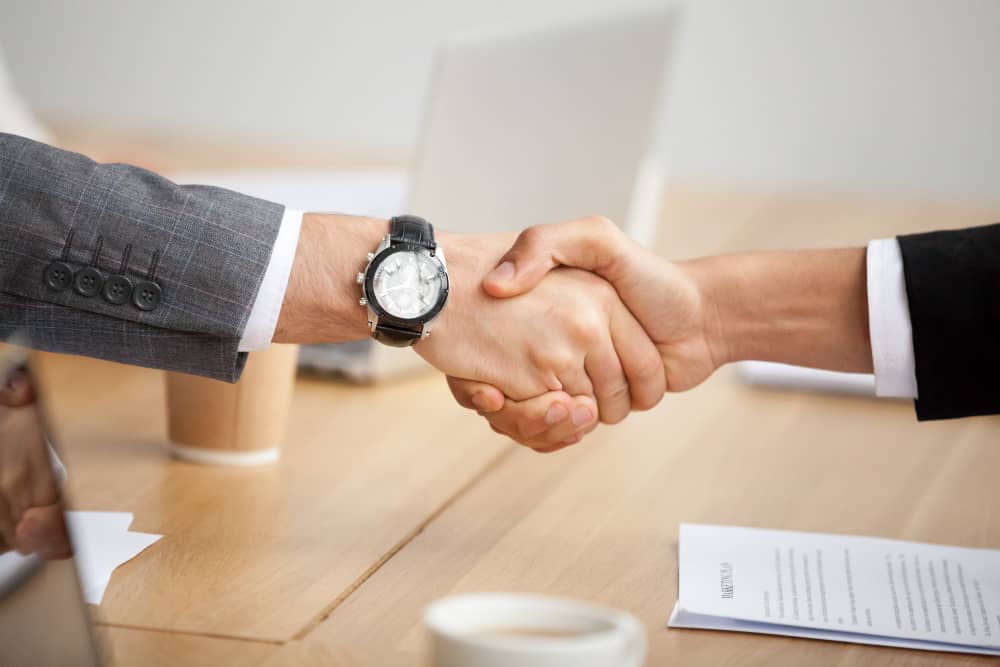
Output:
[[359, 297, 367, 306], [356, 272, 365, 284], [366, 252, 376, 262]]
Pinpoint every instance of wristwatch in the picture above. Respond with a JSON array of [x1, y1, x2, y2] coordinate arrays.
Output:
[[357, 215, 449, 347]]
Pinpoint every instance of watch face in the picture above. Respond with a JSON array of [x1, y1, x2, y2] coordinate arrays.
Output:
[[371, 249, 444, 320]]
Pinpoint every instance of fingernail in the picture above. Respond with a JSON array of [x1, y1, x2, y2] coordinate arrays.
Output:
[[488, 261, 515, 284], [571, 406, 595, 427], [545, 403, 569, 425], [471, 391, 493, 411]]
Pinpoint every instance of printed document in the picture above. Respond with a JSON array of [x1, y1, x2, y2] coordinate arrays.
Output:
[[669, 524, 1000, 655]]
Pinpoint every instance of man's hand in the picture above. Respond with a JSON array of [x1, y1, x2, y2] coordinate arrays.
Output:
[[422, 231, 665, 426], [0, 370, 71, 559], [447, 216, 722, 451], [480, 217, 723, 391]]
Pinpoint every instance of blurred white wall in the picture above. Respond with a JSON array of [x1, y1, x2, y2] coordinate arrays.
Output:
[[1, 0, 999, 202]]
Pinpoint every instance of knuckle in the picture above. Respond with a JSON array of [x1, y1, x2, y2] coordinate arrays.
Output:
[[447, 378, 473, 407], [544, 349, 578, 376], [632, 356, 666, 411], [603, 410, 627, 426], [569, 317, 605, 345], [516, 225, 546, 250], [599, 388, 631, 425], [574, 273, 616, 304], [586, 215, 616, 233], [632, 393, 660, 412], [637, 350, 666, 383]]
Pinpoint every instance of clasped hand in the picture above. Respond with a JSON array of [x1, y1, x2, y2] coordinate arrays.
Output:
[[0, 369, 71, 559], [424, 217, 725, 453]]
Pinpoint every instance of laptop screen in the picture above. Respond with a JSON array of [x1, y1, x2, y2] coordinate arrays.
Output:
[[0, 338, 101, 666]]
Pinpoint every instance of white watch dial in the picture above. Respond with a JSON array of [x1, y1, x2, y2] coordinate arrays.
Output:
[[372, 250, 443, 319]]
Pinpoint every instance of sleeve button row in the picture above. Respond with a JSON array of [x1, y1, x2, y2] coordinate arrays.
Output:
[[44, 260, 161, 312]]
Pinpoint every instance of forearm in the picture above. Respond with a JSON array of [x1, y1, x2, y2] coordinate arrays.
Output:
[[688, 247, 872, 373]]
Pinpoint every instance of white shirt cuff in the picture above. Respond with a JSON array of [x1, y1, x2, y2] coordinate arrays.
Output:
[[238, 208, 303, 352], [866, 238, 918, 398]]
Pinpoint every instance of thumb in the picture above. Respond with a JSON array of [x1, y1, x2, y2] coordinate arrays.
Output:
[[446, 376, 506, 413], [483, 216, 626, 298]]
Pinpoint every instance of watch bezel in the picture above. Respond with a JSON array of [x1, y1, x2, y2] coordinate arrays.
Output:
[[363, 243, 449, 326]]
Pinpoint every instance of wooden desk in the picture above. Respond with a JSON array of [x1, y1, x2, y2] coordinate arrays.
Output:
[[35, 187, 1000, 666]]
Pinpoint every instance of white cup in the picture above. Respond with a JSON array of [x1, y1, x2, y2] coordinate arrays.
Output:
[[424, 593, 646, 667]]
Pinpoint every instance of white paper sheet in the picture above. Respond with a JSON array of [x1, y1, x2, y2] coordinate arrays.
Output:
[[668, 524, 1000, 656], [735, 361, 878, 397], [66, 511, 161, 605], [0, 511, 160, 606]]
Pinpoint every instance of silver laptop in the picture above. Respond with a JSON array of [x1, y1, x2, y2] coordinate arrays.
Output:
[[409, 8, 676, 243]]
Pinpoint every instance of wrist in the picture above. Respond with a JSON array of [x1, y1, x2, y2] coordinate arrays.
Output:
[[682, 248, 871, 372], [273, 213, 387, 344], [417, 230, 479, 353], [680, 256, 735, 370], [417, 230, 516, 357]]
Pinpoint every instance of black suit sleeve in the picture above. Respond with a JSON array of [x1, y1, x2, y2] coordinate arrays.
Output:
[[897, 223, 1000, 420]]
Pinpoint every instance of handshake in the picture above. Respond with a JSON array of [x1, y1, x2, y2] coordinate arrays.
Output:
[[275, 214, 872, 453], [430, 216, 716, 453]]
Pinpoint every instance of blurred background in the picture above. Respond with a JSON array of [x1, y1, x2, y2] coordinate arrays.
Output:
[[2, 0, 999, 203]]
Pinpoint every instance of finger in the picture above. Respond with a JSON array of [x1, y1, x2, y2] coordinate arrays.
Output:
[[486, 396, 598, 452], [446, 377, 505, 413], [484, 392, 576, 445], [523, 395, 600, 451], [0, 492, 15, 549], [1, 468, 29, 527], [483, 217, 629, 298], [0, 368, 35, 407], [584, 331, 631, 425], [533, 406, 601, 453], [609, 302, 666, 412], [14, 504, 72, 559], [556, 359, 594, 414]]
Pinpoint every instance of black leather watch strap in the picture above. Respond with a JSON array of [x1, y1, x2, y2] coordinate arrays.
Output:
[[369, 215, 437, 347], [373, 323, 423, 347], [389, 215, 436, 250]]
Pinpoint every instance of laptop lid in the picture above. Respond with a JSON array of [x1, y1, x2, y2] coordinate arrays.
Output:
[[407, 8, 677, 243]]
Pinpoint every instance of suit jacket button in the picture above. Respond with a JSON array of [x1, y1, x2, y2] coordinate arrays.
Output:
[[73, 267, 104, 297], [131, 280, 162, 311], [103, 274, 133, 305], [43, 261, 74, 291]]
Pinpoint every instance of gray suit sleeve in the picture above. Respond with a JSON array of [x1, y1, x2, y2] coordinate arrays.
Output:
[[0, 133, 285, 381]]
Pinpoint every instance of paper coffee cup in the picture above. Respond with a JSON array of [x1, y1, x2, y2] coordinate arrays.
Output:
[[165, 344, 298, 466], [424, 593, 646, 667]]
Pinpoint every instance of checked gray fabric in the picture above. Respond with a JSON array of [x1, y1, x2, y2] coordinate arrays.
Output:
[[0, 133, 284, 381]]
